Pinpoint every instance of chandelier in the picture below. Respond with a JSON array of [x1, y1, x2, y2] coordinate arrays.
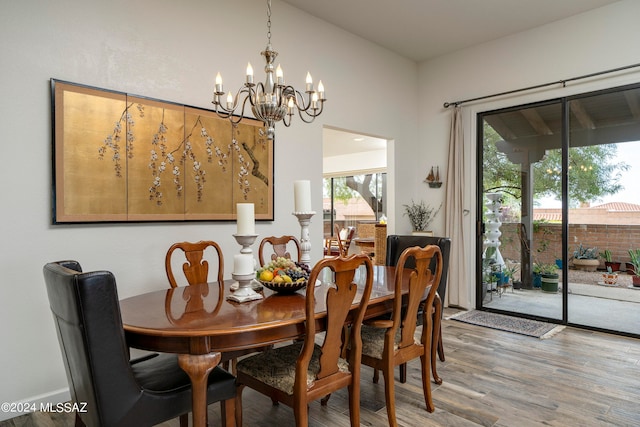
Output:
[[212, 0, 326, 140]]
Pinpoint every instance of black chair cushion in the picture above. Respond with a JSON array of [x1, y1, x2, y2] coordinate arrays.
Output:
[[131, 353, 235, 398]]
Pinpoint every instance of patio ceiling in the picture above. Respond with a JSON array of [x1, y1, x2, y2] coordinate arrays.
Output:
[[486, 86, 640, 155]]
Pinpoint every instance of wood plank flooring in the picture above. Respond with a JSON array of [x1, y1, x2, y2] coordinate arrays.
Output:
[[4, 307, 640, 426]]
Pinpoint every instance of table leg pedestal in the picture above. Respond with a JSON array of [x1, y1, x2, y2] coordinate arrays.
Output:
[[178, 352, 222, 427]]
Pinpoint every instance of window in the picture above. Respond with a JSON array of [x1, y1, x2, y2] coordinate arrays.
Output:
[[323, 173, 387, 236]]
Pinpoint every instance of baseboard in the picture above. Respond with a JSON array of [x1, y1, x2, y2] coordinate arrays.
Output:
[[0, 388, 70, 422]]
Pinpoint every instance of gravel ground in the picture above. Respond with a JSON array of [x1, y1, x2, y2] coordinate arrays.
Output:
[[565, 268, 634, 286]]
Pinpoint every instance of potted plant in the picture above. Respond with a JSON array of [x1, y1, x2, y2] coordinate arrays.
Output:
[[572, 243, 599, 272], [539, 263, 559, 293], [504, 262, 521, 289], [602, 266, 618, 286], [600, 249, 621, 272], [628, 249, 640, 287], [481, 268, 493, 302], [531, 219, 556, 289], [481, 246, 500, 299], [532, 262, 543, 288], [403, 200, 441, 235]]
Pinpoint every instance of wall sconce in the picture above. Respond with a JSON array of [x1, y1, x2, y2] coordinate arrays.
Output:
[[424, 166, 442, 188]]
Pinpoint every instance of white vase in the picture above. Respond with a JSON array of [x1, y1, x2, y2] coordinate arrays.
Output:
[[411, 231, 434, 236]]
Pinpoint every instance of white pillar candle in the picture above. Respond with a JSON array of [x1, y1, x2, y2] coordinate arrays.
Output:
[[236, 203, 255, 235], [294, 180, 312, 212], [234, 254, 254, 275]]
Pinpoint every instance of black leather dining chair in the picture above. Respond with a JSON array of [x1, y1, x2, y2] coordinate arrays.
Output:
[[386, 235, 451, 312], [385, 235, 451, 381], [43, 260, 236, 427]]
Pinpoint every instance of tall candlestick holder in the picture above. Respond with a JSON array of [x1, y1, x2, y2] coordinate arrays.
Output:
[[293, 211, 316, 268], [227, 234, 263, 303]]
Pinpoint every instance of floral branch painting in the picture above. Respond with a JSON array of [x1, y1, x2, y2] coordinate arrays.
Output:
[[52, 79, 273, 223]]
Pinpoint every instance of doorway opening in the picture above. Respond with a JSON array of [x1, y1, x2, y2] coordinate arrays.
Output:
[[322, 127, 388, 258]]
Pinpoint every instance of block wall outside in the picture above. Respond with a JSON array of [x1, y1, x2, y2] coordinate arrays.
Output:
[[498, 223, 640, 269]]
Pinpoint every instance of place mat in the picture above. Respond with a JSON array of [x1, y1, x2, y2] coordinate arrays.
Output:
[[448, 310, 564, 339]]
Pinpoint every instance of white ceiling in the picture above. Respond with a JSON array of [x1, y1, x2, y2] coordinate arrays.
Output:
[[282, 0, 620, 62], [323, 128, 386, 158], [287, 0, 621, 158]]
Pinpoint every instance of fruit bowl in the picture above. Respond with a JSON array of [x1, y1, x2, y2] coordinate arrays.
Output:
[[257, 257, 311, 294], [259, 279, 307, 294]]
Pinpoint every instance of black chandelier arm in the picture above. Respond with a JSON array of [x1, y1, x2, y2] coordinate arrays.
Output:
[[282, 113, 292, 127], [245, 83, 265, 108], [282, 86, 324, 113], [294, 101, 324, 123], [212, 88, 254, 124], [284, 87, 324, 122]]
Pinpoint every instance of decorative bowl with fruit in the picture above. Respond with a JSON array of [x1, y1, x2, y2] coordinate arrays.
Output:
[[257, 257, 311, 294]]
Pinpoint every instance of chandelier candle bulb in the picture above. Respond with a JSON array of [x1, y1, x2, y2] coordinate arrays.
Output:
[[236, 203, 255, 235], [234, 253, 254, 275], [317, 80, 324, 99], [226, 92, 234, 109], [215, 72, 223, 93], [305, 72, 313, 92], [246, 63, 254, 84], [276, 64, 284, 84], [294, 180, 312, 213]]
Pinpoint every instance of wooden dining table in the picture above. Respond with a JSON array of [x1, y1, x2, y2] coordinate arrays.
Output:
[[120, 265, 409, 427]]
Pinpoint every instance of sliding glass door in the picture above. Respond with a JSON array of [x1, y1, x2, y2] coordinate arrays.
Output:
[[567, 86, 640, 334], [478, 100, 563, 320], [478, 83, 640, 336]]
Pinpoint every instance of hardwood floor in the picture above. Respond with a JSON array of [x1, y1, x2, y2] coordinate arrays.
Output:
[[4, 307, 640, 426]]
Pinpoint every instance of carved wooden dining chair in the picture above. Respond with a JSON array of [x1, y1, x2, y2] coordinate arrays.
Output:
[[258, 235, 301, 266], [325, 225, 355, 257], [385, 235, 451, 382], [165, 240, 224, 288], [165, 240, 255, 373], [235, 254, 374, 427], [355, 245, 443, 427], [337, 225, 356, 256]]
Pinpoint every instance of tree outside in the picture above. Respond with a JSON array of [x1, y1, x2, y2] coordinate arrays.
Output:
[[482, 122, 630, 214], [323, 173, 386, 215]]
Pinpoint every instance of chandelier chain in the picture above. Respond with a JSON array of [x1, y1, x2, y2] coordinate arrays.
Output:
[[266, 0, 272, 44]]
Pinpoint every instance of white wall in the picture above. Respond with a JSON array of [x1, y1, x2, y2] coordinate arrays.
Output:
[[0, 0, 418, 417], [418, 0, 640, 309]]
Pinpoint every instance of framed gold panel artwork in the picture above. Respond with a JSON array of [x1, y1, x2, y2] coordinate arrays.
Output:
[[51, 79, 273, 223]]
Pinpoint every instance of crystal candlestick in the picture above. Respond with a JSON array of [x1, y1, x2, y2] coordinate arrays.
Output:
[[227, 234, 263, 303], [293, 211, 316, 268]]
